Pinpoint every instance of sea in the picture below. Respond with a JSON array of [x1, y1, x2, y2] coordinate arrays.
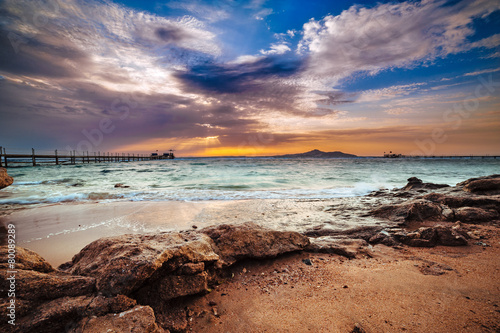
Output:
[[1, 157, 499, 207]]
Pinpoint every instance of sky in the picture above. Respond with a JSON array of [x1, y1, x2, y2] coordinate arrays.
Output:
[[0, 0, 499, 157]]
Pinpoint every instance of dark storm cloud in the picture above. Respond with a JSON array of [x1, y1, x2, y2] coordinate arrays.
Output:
[[174, 57, 304, 94], [0, 30, 90, 78], [0, 73, 265, 151]]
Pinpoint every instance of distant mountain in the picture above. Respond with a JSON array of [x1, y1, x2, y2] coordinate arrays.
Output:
[[274, 149, 357, 158]]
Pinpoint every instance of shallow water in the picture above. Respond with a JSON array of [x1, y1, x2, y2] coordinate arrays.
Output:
[[1, 157, 499, 206]]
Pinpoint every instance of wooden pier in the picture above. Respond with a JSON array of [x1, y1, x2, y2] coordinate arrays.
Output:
[[0, 147, 173, 168]]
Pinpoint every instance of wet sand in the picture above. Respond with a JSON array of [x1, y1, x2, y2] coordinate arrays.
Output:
[[1, 196, 392, 266]]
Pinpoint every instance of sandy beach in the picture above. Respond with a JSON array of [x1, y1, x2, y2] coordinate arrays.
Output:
[[187, 225, 500, 332], [1, 196, 392, 267]]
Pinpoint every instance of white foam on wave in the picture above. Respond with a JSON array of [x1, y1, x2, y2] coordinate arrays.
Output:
[[14, 181, 45, 185], [0, 184, 384, 206]]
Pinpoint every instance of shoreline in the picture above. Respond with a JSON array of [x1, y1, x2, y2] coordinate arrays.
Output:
[[1, 196, 392, 267]]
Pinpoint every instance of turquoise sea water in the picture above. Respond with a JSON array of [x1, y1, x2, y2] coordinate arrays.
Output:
[[1, 157, 499, 206]]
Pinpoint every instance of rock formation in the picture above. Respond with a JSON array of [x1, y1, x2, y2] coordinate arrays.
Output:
[[0, 168, 13, 189], [369, 176, 500, 224], [402, 177, 449, 190], [201, 222, 310, 265], [1, 223, 310, 332], [458, 174, 500, 195]]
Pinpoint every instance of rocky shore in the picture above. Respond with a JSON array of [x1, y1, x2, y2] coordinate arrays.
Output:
[[1, 175, 499, 332]]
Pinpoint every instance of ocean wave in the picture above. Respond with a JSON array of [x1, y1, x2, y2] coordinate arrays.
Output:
[[14, 181, 45, 185], [14, 178, 80, 186], [0, 184, 382, 205], [0, 192, 124, 205]]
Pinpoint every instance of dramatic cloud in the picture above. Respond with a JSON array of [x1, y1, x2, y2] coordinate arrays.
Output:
[[0, 0, 499, 155], [298, 0, 500, 80], [175, 57, 302, 94]]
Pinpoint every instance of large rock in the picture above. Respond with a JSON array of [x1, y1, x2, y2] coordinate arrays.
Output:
[[457, 174, 500, 189], [69, 305, 165, 333], [454, 207, 499, 223], [402, 177, 449, 191], [0, 246, 54, 273], [463, 178, 500, 195], [62, 231, 220, 296], [11, 295, 136, 333], [422, 193, 500, 210], [200, 222, 310, 265], [0, 168, 13, 189], [0, 269, 95, 302], [369, 199, 449, 223], [56, 224, 312, 332]]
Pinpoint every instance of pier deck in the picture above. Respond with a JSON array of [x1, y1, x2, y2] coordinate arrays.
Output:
[[0, 147, 173, 168]]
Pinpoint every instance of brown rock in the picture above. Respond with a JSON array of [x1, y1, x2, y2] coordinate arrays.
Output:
[[13, 296, 94, 333], [454, 207, 499, 223], [457, 174, 500, 187], [395, 227, 439, 247], [137, 272, 209, 301], [0, 298, 34, 320], [70, 305, 165, 333], [153, 302, 189, 332], [422, 193, 498, 208], [393, 224, 468, 247], [0, 269, 95, 302], [0, 246, 54, 273], [178, 262, 205, 275], [402, 177, 449, 191], [434, 226, 468, 246], [370, 199, 446, 223], [84, 294, 137, 317], [63, 231, 219, 296], [368, 231, 398, 246], [201, 222, 310, 265], [9, 295, 137, 333], [463, 178, 500, 195], [0, 168, 13, 189], [305, 237, 371, 258]]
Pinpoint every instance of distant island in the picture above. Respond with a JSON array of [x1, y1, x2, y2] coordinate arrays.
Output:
[[274, 149, 357, 158]]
